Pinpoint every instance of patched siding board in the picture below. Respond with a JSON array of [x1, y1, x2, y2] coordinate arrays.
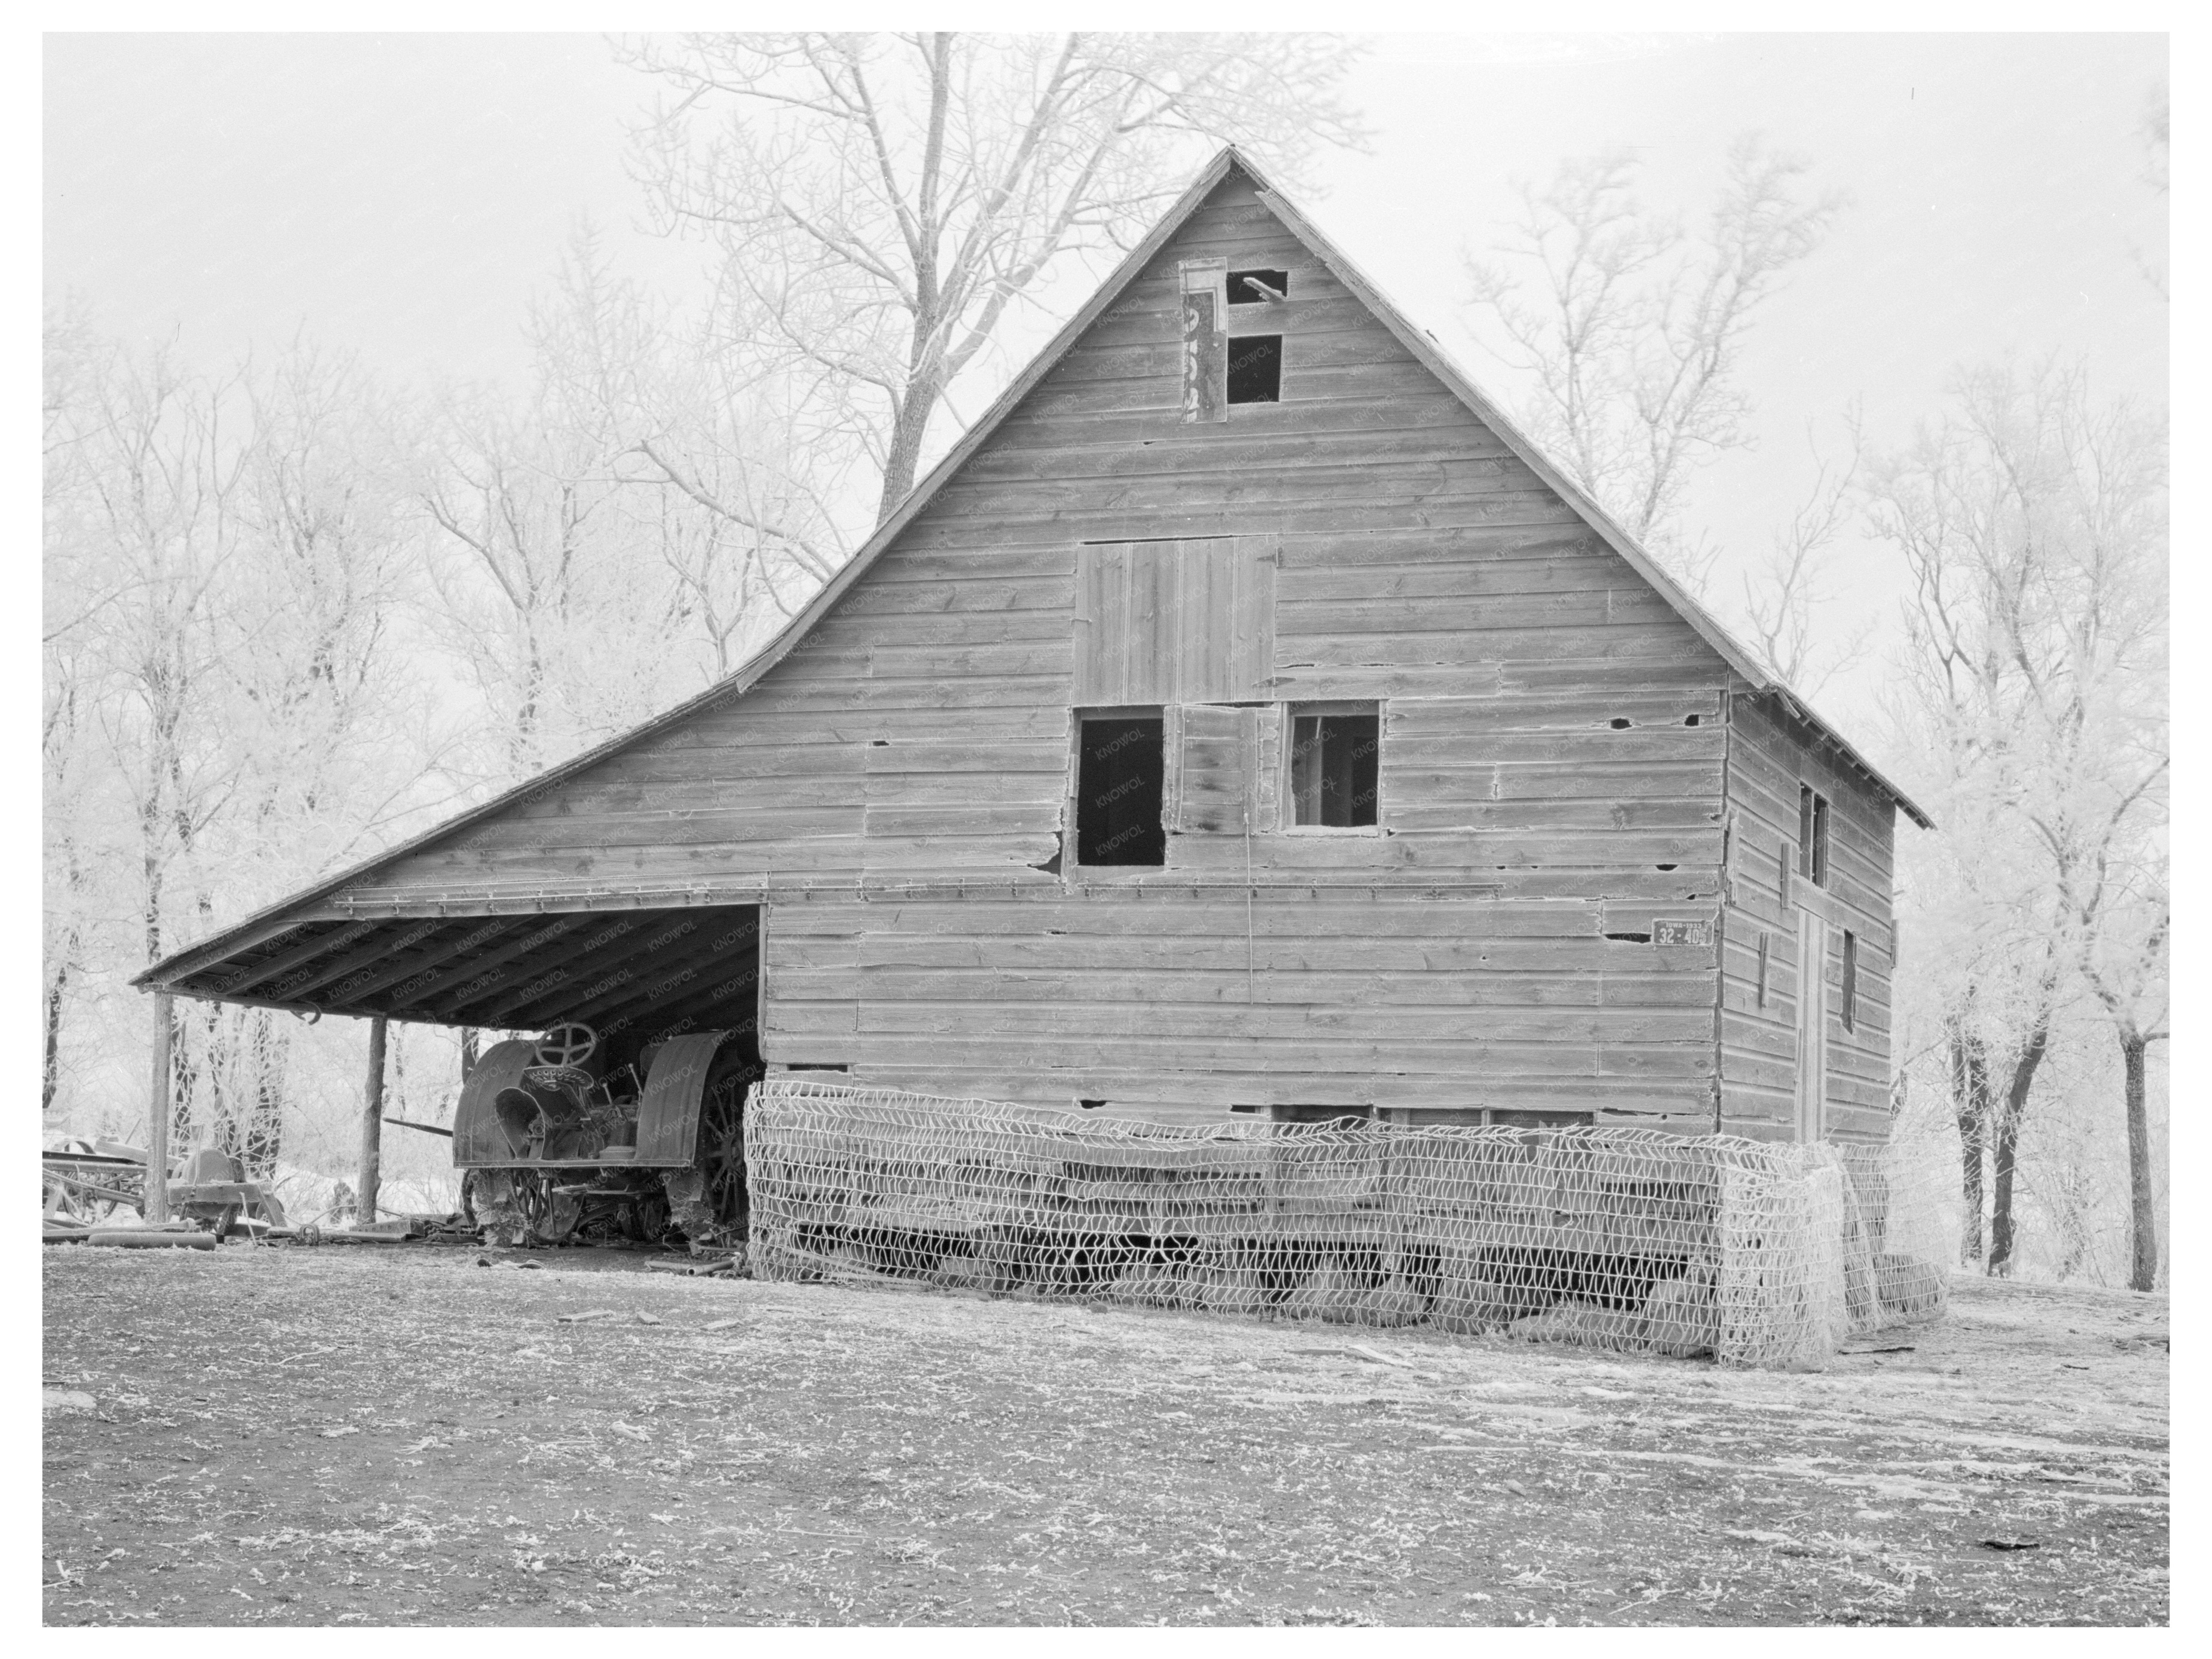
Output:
[[1074, 536, 1273, 704]]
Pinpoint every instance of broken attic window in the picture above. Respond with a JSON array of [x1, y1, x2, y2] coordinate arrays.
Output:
[[1289, 706, 1380, 828], [1797, 785, 1831, 888], [1226, 335, 1282, 404], [1227, 268, 1289, 305], [1842, 931, 1859, 1032], [1076, 714, 1166, 867]]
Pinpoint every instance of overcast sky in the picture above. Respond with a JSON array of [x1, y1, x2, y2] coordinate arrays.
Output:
[[44, 30, 2169, 746]]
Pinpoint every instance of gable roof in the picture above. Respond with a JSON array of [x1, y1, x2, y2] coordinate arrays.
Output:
[[138, 147, 1927, 992]]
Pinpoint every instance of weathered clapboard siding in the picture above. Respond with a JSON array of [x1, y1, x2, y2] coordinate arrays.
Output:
[[1718, 688, 1898, 1143], [285, 167, 1919, 1137], [755, 889, 1717, 1128]]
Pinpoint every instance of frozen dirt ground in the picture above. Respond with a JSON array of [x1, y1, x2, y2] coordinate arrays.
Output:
[[43, 1242, 2167, 1626]]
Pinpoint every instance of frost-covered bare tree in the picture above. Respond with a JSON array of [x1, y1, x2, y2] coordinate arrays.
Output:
[[419, 227, 854, 774], [2080, 864, 2167, 1290], [1736, 422, 1873, 699], [42, 318, 443, 1172], [1871, 360, 2167, 1279], [621, 31, 1370, 527], [2135, 81, 2168, 299], [1464, 136, 1845, 598]]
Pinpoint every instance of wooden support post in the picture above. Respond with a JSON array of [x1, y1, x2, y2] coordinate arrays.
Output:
[[145, 992, 172, 1224], [359, 1015, 387, 1224]]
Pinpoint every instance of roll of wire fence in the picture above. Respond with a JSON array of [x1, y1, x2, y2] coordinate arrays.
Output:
[[746, 1079, 1948, 1370]]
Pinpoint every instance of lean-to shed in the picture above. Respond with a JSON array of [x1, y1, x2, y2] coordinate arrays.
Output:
[[137, 147, 1929, 1148]]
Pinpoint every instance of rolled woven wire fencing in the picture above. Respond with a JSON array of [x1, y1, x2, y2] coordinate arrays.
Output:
[[746, 1079, 1949, 1370]]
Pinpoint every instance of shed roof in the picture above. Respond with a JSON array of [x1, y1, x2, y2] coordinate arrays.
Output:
[[137, 146, 1928, 1005]]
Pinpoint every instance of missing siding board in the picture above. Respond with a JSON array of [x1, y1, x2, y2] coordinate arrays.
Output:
[[1227, 268, 1289, 305], [1226, 334, 1282, 404], [1075, 714, 1166, 867], [1798, 784, 1831, 887], [1270, 1104, 1373, 1125], [1842, 930, 1858, 1032]]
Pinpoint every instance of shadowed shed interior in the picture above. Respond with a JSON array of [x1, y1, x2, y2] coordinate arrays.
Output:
[[148, 904, 761, 1043]]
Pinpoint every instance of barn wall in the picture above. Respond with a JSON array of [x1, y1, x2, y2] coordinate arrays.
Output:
[[340, 172, 1756, 1130], [1718, 689, 1898, 1144]]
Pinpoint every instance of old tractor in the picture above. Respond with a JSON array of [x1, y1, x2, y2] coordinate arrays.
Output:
[[452, 1022, 759, 1252]]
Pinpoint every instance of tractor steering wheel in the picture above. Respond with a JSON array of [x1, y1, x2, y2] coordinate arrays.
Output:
[[535, 1022, 599, 1070]]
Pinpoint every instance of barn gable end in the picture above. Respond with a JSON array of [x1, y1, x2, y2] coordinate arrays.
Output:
[[306, 165, 1735, 909], [140, 150, 1923, 1139]]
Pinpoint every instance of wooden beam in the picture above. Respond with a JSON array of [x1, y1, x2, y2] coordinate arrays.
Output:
[[439, 913, 693, 1027], [265, 916, 463, 1006], [507, 929, 760, 1031], [138, 914, 326, 990], [380, 916, 589, 1016], [145, 993, 172, 1224], [360, 1017, 386, 1223], [207, 922, 377, 1000]]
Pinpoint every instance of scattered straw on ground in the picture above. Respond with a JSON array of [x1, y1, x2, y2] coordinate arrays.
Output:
[[42, 1244, 2166, 1626]]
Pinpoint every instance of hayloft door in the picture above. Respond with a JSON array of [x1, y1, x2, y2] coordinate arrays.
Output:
[[1794, 911, 1829, 1141]]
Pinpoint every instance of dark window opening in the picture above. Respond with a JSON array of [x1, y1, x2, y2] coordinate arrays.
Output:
[[1076, 715, 1166, 866], [1226, 334, 1282, 404], [1227, 268, 1289, 305], [1290, 709, 1380, 827], [1797, 784, 1831, 887], [1269, 1103, 1373, 1126], [1842, 931, 1859, 1032]]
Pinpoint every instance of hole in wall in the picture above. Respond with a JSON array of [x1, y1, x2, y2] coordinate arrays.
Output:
[[1603, 930, 1654, 944], [1609, 718, 1633, 730], [1227, 268, 1289, 305], [1684, 714, 1702, 727], [1226, 335, 1282, 404]]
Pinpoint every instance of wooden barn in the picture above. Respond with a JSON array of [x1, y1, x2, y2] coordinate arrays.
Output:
[[137, 147, 1929, 1194]]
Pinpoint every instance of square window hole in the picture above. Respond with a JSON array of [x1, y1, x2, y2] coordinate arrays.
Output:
[[1076, 715, 1166, 866], [1226, 334, 1281, 404], [1227, 268, 1289, 305], [1290, 707, 1380, 827]]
